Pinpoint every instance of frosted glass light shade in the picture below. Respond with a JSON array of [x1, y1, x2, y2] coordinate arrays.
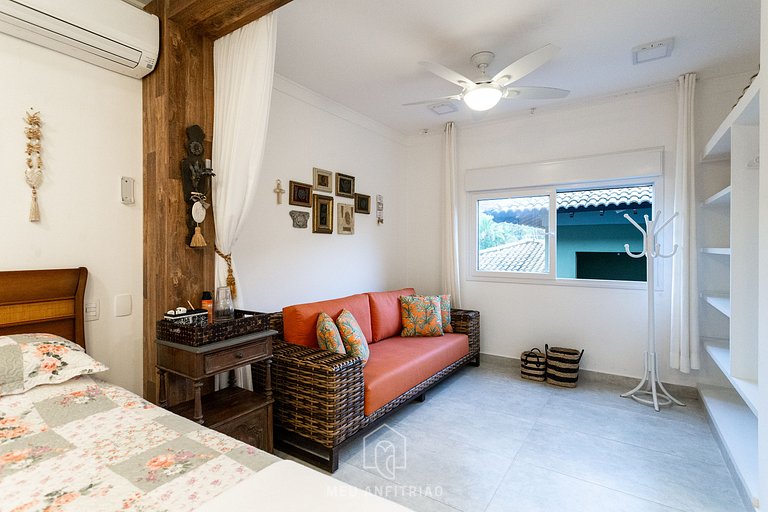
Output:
[[463, 83, 502, 111]]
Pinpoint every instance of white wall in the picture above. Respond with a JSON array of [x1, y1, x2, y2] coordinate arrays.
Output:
[[235, 76, 410, 312], [405, 77, 751, 386], [758, 0, 768, 503], [0, 34, 144, 394]]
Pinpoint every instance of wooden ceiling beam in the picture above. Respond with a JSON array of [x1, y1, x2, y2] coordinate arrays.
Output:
[[169, 0, 292, 38], [142, 0, 290, 402]]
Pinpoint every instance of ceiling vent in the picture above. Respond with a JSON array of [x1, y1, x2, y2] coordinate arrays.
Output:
[[429, 102, 458, 115], [632, 38, 674, 65]]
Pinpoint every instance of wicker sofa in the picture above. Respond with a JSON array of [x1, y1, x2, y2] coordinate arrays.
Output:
[[258, 288, 480, 472]]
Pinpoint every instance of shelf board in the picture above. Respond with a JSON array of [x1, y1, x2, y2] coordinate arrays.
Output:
[[699, 384, 758, 509], [702, 186, 732, 207], [703, 340, 758, 415], [700, 247, 731, 256], [702, 76, 760, 161], [168, 387, 272, 427], [704, 295, 731, 318]]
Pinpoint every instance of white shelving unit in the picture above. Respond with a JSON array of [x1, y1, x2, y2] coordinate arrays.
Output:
[[700, 247, 731, 255], [699, 385, 759, 503], [703, 295, 731, 317], [702, 185, 732, 206], [698, 75, 760, 510]]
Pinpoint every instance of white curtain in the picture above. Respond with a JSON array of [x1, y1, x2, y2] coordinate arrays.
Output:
[[669, 72, 700, 372], [441, 122, 462, 307], [212, 14, 276, 389]]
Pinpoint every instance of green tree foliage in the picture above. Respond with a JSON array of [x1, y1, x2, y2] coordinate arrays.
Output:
[[478, 213, 544, 250]]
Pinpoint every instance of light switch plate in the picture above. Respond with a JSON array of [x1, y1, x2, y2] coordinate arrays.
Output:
[[115, 294, 132, 317], [85, 300, 99, 321], [121, 177, 135, 204]]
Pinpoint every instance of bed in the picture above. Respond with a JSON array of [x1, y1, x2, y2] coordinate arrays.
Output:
[[0, 268, 411, 512]]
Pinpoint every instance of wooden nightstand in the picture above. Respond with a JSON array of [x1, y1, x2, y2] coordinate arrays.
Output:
[[156, 330, 276, 453]]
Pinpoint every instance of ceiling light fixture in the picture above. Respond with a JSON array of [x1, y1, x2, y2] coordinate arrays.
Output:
[[463, 83, 503, 111], [632, 38, 675, 65]]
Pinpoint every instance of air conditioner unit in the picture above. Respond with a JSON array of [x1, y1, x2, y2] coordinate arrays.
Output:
[[0, 0, 158, 79]]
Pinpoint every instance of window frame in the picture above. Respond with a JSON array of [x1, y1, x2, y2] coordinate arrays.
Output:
[[467, 177, 661, 290]]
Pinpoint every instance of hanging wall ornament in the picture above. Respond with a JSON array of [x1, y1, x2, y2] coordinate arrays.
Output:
[[181, 125, 215, 247], [189, 196, 208, 247], [24, 109, 43, 222]]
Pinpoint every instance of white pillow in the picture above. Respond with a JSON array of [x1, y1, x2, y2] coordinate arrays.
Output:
[[0, 333, 108, 396]]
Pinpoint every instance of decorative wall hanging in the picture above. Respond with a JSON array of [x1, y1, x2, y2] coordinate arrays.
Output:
[[273, 179, 285, 204], [335, 173, 355, 198], [376, 194, 384, 224], [24, 109, 43, 222], [313, 167, 333, 193], [354, 193, 371, 214], [289, 210, 309, 228], [181, 125, 215, 247], [338, 203, 354, 234], [312, 194, 334, 234], [289, 181, 312, 207]]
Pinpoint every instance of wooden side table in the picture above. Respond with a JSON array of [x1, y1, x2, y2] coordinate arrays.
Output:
[[156, 330, 276, 453]]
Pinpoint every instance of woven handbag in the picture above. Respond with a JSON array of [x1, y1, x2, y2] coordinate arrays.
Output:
[[545, 344, 584, 388], [520, 347, 546, 382]]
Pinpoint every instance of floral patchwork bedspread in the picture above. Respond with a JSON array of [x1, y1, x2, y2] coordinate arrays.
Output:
[[0, 376, 278, 511]]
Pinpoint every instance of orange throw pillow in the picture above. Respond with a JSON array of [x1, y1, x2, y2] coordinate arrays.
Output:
[[400, 295, 444, 337], [316, 312, 345, 354], [336, 309, 370, 365]]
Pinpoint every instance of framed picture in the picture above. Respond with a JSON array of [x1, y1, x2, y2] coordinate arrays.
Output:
[[312, 194, 334, 234], [335, 173, 355, 198], [289, 181, 312, 207], [354, 193, 370, 214], [338, 203, 354, 235], [313, 167, 333, 193]]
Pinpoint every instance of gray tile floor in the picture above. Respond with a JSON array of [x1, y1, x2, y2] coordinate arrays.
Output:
[[282, 356, 750, 512]]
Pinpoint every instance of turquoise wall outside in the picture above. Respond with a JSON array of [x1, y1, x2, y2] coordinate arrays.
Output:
[[556, 211, 648, 278]]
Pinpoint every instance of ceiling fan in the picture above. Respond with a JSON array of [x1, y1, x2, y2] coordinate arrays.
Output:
[[406, 44, 570, 112]]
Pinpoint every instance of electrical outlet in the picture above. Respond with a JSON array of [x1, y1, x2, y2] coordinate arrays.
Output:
[[85, 300, 99, 321]]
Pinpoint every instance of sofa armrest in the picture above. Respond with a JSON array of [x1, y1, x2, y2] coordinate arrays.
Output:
[[266, 311, 284, 338], [269, 339, 365, 448], [451, 308, 480, 359]]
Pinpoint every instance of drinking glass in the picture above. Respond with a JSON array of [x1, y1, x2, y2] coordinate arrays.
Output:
[[214, 286, 235, 322]]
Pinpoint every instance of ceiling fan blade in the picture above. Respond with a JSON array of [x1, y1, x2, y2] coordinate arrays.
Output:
[[419, 61, 475, 88], [402, 95, 462, 106], [504, 86, 570, 100], [492, 44, 560, 87]]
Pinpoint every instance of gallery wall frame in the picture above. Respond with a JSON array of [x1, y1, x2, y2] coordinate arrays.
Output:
[[312, 194, 334, 233], [354, 193, 370, 214], [289, 180, 312, 207], [313, 167, 333, 193], [338, 203, 354, 234], [335, 173, 355, 198]]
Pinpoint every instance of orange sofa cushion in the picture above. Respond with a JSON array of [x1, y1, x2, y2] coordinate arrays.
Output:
[[362, 333, 469, 416], [283, 293, 372, 347], [368, 288, 415, 342]]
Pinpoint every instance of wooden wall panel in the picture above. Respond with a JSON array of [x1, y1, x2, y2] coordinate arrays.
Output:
[[142, 0, 290, 402]]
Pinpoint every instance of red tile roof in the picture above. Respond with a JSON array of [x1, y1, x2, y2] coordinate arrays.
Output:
[[478, 239, 546, 273]]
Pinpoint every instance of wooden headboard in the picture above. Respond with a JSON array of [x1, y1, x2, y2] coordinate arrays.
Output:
[[0, 268, 88, 349]]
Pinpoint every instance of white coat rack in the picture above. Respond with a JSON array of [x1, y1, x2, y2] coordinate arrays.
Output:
[[620, 210, 685, 412]]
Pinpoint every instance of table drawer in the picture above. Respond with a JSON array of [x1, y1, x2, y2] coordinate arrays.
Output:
[[204, 340, 269, 374]]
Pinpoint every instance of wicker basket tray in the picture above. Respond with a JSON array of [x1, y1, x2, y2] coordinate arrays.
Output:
[[156, 309, 268, 346]]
